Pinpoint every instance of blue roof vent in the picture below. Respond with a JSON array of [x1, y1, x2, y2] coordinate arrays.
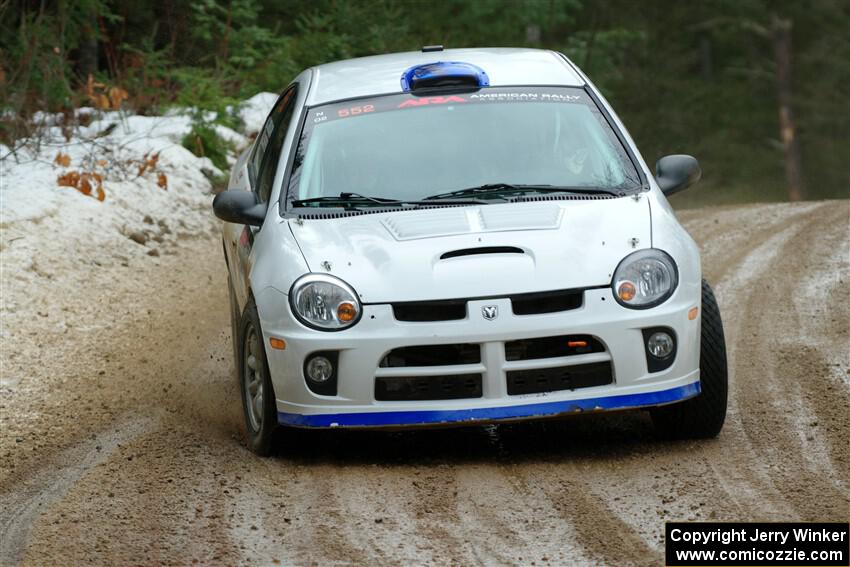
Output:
[[400, 61, 490, 93]]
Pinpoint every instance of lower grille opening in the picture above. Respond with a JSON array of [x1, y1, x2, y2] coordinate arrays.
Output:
[[505, 334, 604, 361], [380, 344, 481, 367], [507, 361, 612, 396], [393, 299, 467, 322], [375, 374, 483, 401], [511, 289, 583, 315]]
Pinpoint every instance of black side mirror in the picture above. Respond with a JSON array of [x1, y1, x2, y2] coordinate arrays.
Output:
[[212, 190, 267, 226], [655, 154, 701, 196]]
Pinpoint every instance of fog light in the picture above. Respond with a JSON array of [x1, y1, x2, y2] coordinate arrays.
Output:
[[647, 331, 674, 358], [306, 356, 333, 383]]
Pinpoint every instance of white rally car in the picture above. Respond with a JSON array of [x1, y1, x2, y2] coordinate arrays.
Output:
[[213, 47, 727, 455]]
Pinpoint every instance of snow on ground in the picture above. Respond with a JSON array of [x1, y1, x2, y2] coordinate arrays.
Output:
[[0, 94, 277, 357]]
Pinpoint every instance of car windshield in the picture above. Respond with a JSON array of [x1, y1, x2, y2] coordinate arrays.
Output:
[[285, 86, 641, 207]]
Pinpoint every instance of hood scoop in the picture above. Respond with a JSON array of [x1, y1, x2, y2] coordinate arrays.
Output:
[[440, 246, 524, 260]]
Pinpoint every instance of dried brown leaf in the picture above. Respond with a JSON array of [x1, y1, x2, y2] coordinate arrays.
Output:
[[78, 175, 92, 195], [108, 86, 129, 109], [57, 171, 80, 187], [54, 152, 71, 167]]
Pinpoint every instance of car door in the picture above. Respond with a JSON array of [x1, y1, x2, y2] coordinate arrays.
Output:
[[229, 86, 298, 308]]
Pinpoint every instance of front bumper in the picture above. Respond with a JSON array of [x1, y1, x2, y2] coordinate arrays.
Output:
[[278, 381, 700, 427], [256, 285, 702, 429]]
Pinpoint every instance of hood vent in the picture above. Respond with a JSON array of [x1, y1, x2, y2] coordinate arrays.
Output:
[[480, 204, 561, 231], [384, 207, 471, 240], [440, 246, 524, 260]]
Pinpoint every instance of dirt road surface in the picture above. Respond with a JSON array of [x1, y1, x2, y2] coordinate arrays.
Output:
[[1, 201, 848, 566]]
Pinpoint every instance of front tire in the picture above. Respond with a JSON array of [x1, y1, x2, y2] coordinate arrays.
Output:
[[237, 297, 278, 456], [651, 279, 728, 439]]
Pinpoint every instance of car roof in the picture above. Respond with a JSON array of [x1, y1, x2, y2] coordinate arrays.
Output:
[[305, 47, 585, 106]]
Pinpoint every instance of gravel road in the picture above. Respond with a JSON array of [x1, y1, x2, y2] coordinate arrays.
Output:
[[1, 200, 848, 566]]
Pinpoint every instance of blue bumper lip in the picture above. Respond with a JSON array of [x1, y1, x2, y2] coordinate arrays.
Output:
[[277, 381, 700, 428]]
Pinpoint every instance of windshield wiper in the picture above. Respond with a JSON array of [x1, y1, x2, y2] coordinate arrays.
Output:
[[292, 192, 401, 207], [424, 183, 621, 201], [291, 192, 488, 208]]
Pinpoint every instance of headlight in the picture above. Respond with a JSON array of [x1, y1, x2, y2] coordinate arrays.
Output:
[[612, 249, 678, 308], [289, 274, 362, 331]]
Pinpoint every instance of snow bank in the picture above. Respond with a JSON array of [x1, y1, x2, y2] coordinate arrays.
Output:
[[1, 93, 277, 230], [1, 118, 218, 228]]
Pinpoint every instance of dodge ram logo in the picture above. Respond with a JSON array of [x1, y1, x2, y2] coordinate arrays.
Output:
[[482, 305, 498, 320]]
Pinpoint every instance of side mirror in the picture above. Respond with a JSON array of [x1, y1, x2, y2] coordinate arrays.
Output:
[[655, 154, 701, 196], [212, 190, 267, 226]]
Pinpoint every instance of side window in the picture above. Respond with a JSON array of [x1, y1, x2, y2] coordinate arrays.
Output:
[[248, 116, 273, 187], [250, 87, 297, 203]]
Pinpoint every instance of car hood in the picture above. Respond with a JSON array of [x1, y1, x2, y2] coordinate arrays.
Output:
[[288, 197, 651, 303]]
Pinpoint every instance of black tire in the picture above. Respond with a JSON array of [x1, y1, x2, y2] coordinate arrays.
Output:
[[237, 297, 278, 456], [651, 279, 728, 439]]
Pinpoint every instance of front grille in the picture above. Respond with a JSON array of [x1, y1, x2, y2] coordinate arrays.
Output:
[[375, 374, 483, 401], [505, 334, 604, 361], [392, 288, 585, 321], [510, 289, 583, 315], [507, 361, 613, 395], [380, 344, 481, 367], [392, 299, 467, 322]]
